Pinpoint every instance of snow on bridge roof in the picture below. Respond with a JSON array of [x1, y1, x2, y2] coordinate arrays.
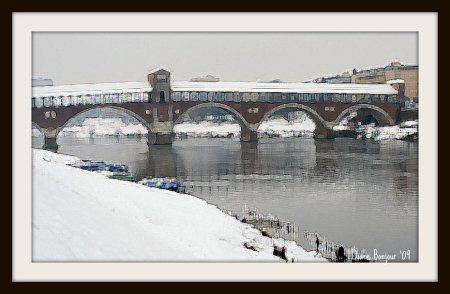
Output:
[[172, 81, 398, 95], [32, 80, 397, 98], [32, 81, 152, 98]]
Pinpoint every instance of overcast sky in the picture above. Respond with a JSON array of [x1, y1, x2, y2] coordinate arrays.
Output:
[[32, 32, 417, 85]]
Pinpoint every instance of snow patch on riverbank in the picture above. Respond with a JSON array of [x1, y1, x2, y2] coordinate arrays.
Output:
[[258, 117, 315, 138], [174, 121, 240, 138], [174, 116, 316, 139], [59, 118, 148, 138], [360, 123, 418, 141], [49, 116, 316, 139], [33, 116, 418, 142], [33, 149, 325, 262], [332, 113, 418, 141]]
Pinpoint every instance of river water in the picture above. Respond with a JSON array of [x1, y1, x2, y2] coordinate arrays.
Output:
[[33, 135, 418, 261]]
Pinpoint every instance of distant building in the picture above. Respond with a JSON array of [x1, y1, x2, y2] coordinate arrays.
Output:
[[32, 78, 53, 87], [351, 61, 418, 102], [189, 75, 220, 82], [258, 79, 283, 83], [313, 72, 352, 84], [312, 62, 418, 102]]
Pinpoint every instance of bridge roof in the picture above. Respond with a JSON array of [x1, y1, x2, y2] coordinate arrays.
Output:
[[171, 81, 398, 95], [32, 80, 397, 98], [32, 81, 152, 98]]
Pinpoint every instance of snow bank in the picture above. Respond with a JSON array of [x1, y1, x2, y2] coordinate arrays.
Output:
[[333, 115, 418, 141], [33, 149, 324, 262], [59, 118, 148, 138], [258, 116, 315, 138], [174, 121, 240, 138], [360, 123, 418, 141], [57, 116, 317, 139]]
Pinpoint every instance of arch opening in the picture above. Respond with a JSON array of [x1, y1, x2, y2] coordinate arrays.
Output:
[[56, 106, 149, 139], [360, 114, 380, 126], [334, 104, 395, 127], [257, 104, 328, 138], [173, 103, 251, 139]]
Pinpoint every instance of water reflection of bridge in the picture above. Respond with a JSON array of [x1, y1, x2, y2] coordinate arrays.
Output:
[[134, 138, 418, 201]]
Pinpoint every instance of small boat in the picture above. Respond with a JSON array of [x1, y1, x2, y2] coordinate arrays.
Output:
[[108, 172, 134, 182], [138, 177, 183, 193], [70, 160, 107, 171], [104, 163, 128, 173], [69, 160, 134, 181]]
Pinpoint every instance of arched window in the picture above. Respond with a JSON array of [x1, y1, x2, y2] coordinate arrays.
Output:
[[35, 97, 43, 108], [182, 92, 190, 101], [44, 97, 52, 108], [159, 91, 166, 103], [93, 94, 103, 104], [225, 92, 233, 102], [53, 96, 62, 107], [199, 92, 207, 101]]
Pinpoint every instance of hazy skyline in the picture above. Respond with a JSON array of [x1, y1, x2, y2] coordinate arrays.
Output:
[[33, 32, 417, 85]]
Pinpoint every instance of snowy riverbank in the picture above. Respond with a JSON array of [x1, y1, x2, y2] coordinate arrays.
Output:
[[258, 117, 315, 138], [33, 117, 418, 141], [174, 121, 240, 138], [33, 149, 325, 262], [59, 118, 148, 138], [358, 120, 418, 141]]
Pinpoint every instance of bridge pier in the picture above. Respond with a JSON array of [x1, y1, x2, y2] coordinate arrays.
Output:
[[147, 132, 175, 145], [314, 125, 335, 139], [240, 127, 258, 143], [43, 136, 58, 152]]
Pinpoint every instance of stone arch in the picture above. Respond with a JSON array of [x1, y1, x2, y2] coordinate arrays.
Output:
[[334, 104, 395, 126], [174, 102, 257, 142], [257, 103, 330, 131], [55, 105, 153, 136], [174, 102, 254, 130]]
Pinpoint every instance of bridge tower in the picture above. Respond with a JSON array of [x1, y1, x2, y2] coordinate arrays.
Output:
[[147, 67, 175, 145]]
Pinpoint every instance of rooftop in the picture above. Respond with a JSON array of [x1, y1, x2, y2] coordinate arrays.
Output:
[[32, 80, 397, 98], [32, 81, 152, 98]]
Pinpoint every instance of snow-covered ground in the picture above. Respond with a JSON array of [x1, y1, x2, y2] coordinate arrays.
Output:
[[358, 123, 418, 141], [174, 121, 240, 138], [258, 117, 315, 138], [174, 115, 315, 139], [33, 149, 325, 262], [51, 117, 315, 139], [33, 116, 418, 141], [332, 112, 418, 141], [59, 118, 148, 138]]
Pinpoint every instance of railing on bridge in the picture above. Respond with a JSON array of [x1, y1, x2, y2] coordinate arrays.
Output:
[[402, 100, 419, 111], [170, 91, 399, 104], [32, 91, 401, 109], [32, 92, 152, 109]]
